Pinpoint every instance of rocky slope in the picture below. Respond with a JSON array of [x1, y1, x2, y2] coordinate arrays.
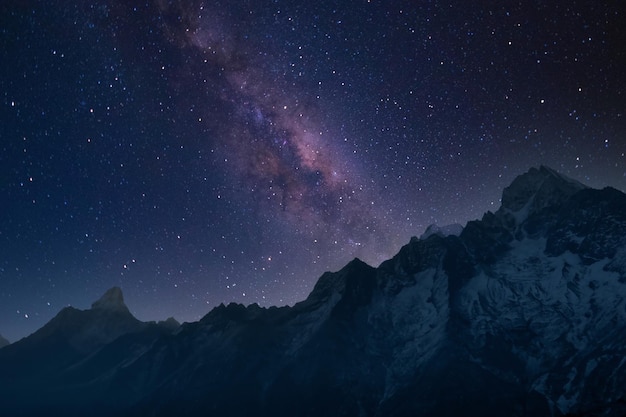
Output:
[[0, 333, 9, 348], [1, 166, 625, 417]]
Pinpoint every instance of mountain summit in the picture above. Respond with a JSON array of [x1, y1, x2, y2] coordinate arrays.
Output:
[[91, 286, 130, 313], [498, 165, 587, 219], [1, 166, 625, 417]]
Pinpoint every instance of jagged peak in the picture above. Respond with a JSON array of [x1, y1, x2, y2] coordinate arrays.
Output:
[[91, 287, 130, 314], [537, 165, 589, 191], [162, 317, 180, 326], [201, 301, 266, 323], [158, 317, 181, 331], [420, 223, 464, 240], [323, 257, 372, 281], [498, 165, 587, 217], [304, 257, 376, 304]]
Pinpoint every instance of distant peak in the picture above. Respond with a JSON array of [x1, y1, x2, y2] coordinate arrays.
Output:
[[163, 317, 180, 326], [499, 165, 587, 213], [0, 333, 9, 347], [158, 317, 181, 331], [420, 223, 464, 240], [305, 257, 376, 304], [538, 165, 586, 187], [91, 287, 130, 313], [346, 257, 369, 268]]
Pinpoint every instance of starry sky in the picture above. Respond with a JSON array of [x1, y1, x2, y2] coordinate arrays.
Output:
[[1, 0, 624, 342]]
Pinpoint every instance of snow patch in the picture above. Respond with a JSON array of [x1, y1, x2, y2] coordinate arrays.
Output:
[[420, 223, 464, 239]]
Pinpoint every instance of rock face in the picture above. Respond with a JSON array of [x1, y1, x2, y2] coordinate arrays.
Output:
[[1, 166, 625, 417], [419, 222, 464, 239], [91, 286, 129, 313]]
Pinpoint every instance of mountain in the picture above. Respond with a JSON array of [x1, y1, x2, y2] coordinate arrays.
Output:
[[0, 333, 9, 348], [419, 222, 464, 239], [0, 286, 179, 416], [1, 166, 625, 417]]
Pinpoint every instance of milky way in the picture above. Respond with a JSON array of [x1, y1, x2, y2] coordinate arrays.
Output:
[[156, 1, 385, 244], [1, 0, 624, 342]]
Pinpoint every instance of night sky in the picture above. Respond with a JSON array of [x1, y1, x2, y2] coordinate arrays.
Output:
[[1, 0, 624, 342]]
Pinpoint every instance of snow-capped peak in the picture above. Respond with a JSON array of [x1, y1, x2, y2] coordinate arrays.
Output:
[[500, 166, 587, 212], [496, 166, 587, 228], [420, 223, 464, 240]]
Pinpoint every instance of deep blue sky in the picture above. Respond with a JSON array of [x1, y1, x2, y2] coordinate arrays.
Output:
[[1, 0, 624, 342]]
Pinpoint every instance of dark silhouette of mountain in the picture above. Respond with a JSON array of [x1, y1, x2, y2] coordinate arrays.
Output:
[[0, 333, 8, 348], [1, 166, 625, 417], [0, 286, 179, 415]]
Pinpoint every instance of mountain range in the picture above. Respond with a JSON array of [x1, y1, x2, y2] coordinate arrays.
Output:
[[1, 166, 625, 417]]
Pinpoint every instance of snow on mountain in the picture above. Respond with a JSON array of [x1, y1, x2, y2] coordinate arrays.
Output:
[[420, 223, 464, 239], [498, 165, 587, 221], [0, 166, 625, 417]]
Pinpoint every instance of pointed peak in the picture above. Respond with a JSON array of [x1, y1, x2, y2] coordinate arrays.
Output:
[[305, 257, 376, 303], [346, 257, 369, 269], [91, 287, 129, 313], [158, 317, 181, 331], [500, 165, 587, 213], [538, 165, 587, 187], [163, 317, 180, 326]]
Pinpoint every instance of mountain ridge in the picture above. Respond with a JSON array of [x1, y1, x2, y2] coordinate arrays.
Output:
[[1, 166, 625, 417]]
